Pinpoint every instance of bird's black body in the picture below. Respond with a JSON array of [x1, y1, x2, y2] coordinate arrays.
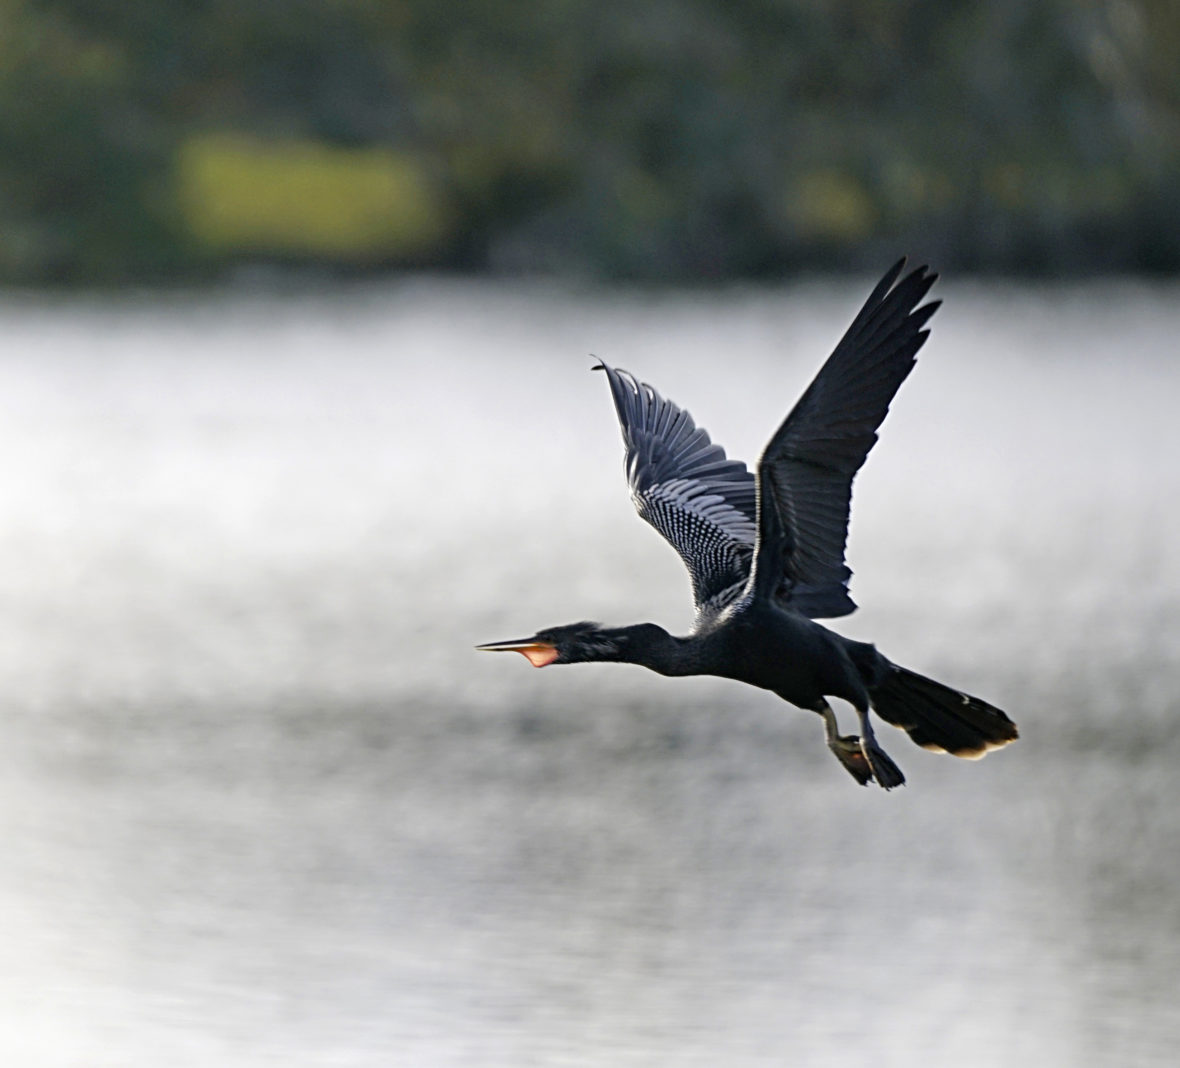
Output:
[[479, 260, 1018, 788]]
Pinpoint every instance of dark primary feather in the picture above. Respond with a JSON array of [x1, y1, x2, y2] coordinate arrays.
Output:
[[596, 359, 757, 612], [751, 259, 939, 618], [596, 259, 938, 622]]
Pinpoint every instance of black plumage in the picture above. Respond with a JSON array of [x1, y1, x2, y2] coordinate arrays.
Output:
[[595, 359, 756, 612], [479, 260, 1017, 789]]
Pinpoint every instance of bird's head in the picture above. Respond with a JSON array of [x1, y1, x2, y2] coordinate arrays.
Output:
[[476, 621, 628, 667]]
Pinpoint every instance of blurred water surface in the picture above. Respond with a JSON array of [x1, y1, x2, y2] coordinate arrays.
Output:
[[0, 276, 1177, 1067]]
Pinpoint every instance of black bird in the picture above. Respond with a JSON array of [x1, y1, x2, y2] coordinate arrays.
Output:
[[478, 260, 1017, 788]]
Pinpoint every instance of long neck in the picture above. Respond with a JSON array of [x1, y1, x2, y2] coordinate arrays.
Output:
[[602, 623, 695, 677]]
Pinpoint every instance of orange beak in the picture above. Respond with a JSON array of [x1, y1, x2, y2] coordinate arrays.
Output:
[[475, 638, 559, 668]]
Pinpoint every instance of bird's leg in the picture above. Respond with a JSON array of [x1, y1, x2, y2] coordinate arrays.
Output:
[[817, 701, 873, 786], [854, 705, 906, 790]]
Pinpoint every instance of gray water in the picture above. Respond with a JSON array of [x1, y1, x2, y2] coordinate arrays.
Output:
[[0, 276, 1177, 1066]]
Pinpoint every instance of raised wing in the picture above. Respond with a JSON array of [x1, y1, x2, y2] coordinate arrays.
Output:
[[596, 360, 756, 611], [750, 260, 939, 618]]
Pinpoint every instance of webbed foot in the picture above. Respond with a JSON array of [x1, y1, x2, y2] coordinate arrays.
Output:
[[819, 700, 905, 789], [828, 733, 874, 787], [860, 736, 906, 790]]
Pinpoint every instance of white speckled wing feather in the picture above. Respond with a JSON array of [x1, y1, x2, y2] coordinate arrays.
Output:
[[596, 362, 756, 613]]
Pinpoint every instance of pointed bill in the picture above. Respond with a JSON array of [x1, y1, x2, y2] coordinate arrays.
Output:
[[475, 638, 559, 668]]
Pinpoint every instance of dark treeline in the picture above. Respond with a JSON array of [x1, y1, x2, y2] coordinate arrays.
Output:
[[3, 0, 1179, 284]]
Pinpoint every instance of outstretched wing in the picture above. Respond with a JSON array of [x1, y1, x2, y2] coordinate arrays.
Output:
[[596, 360, 757, 611], [750, 260, 940, 618]]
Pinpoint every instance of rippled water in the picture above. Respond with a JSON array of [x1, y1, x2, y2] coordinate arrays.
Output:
[[0, 276, 1177, 1066]]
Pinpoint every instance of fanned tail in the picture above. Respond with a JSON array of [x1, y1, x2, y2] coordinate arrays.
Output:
[[870, 666, 1018, 758]]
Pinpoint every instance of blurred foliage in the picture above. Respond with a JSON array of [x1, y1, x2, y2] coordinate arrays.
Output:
[[0, 0, 1178, 283], [177, 134, 449, 259]]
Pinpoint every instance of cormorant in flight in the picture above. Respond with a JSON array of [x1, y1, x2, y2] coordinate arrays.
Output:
[[478, 261, 1017, 788]]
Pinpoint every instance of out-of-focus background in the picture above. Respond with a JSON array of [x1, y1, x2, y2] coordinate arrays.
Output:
[[4, 0, 1180, 284], [2, 4, 1179, 1067]]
